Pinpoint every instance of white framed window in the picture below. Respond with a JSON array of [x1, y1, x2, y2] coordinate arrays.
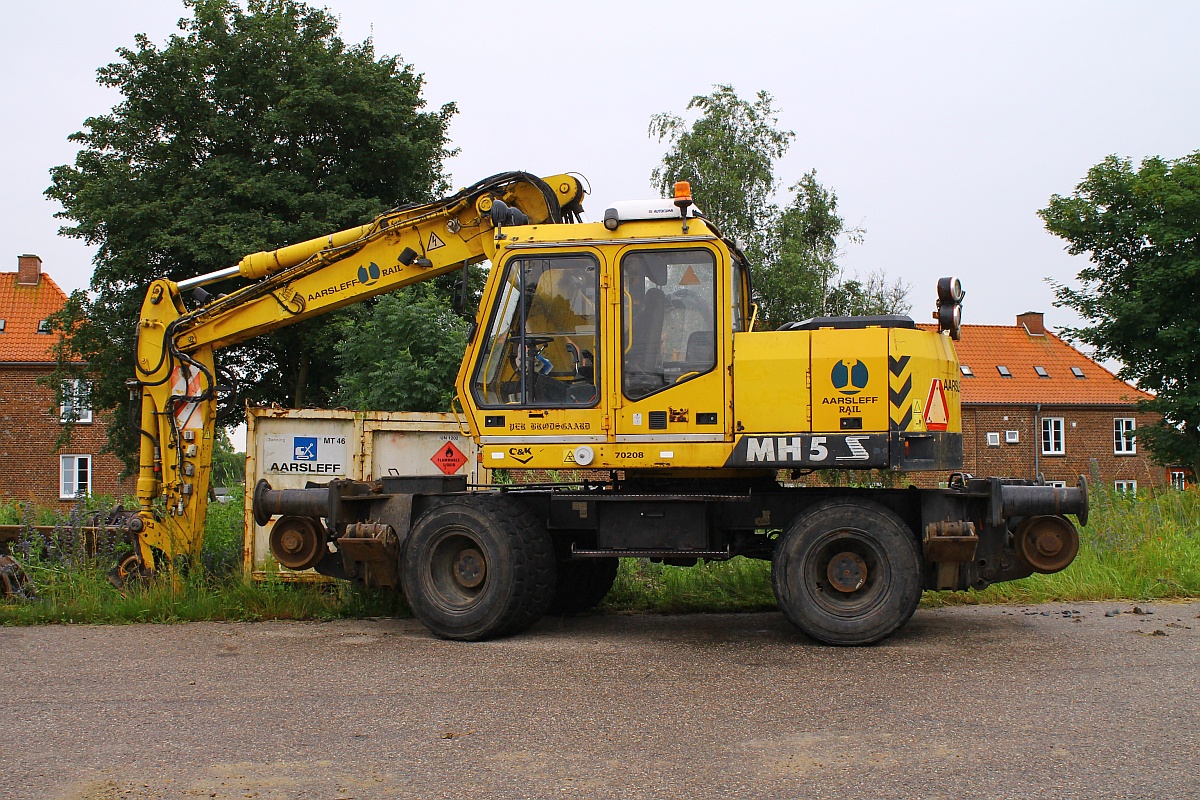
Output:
[[1113, 418, 1136, 454], [1041, 417, 1065, 455], [1114, 480, 1137, 494], [986, 432, 1000, 447], [1170, 470, 1188, 490], [60, 454, 92, 499], [1047, 480, 1067, 489], [1005, 430, 1020, 444], [60, 379, 93, 424], [1046, 417, 1065, 453]]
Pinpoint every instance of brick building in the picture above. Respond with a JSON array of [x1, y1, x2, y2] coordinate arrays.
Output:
[[0, 254, 133, 506], [922, 311, 1174, 492]]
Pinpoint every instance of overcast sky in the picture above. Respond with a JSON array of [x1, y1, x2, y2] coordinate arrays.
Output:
[[2, 1, 1198, 332]]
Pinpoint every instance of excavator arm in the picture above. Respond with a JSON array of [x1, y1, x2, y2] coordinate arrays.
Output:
[[128, 172, 585, 573]]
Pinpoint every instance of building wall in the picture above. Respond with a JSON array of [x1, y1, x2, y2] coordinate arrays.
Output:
[[0, 364, 134, 506], [909, 404, 1164, 489]]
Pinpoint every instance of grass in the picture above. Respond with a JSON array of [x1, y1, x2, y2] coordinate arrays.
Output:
[[1, 486, 1197, 625], [926, 485, 1200, 606], [0, 489, 410, 625], [605, 557, 778, 613]]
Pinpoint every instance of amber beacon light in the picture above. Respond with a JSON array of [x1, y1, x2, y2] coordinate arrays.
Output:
[[673, 181, 693, 208]]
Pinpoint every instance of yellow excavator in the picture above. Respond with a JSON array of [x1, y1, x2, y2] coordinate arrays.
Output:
[[126, 171, 1086, 644]]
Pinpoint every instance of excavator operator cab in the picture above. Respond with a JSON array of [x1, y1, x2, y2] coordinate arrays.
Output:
[[462, 233, 737, 454]]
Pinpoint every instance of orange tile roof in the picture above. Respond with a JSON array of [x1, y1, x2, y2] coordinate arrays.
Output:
[[0, 272, 70, 363], [918, 323, 1151, 406]]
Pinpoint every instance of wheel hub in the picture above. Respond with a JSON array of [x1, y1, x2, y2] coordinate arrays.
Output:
[[1035, 529, 1063, 556], [280, 529, 305, 555], [827, 551, 868, 593], [453, 547, 486, 588]]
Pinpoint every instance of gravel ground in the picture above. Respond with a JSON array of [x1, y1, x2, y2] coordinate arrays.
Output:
[[2, 600, 1198, 800]]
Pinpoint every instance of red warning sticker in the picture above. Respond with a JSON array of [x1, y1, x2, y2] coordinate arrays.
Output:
[[923, 379, 949, 432], [431, 440, 469, 475]]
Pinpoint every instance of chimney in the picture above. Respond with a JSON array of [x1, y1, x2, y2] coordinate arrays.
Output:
[[16, 254, 42, 286], [1017, 311, 1045, 336]]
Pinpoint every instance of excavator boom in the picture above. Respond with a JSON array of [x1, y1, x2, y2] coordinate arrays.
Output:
[[130, 172, 583, 570]]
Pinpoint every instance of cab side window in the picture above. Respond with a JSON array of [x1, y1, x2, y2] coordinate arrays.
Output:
[[471, 255, 599, 407], [621, 249, 716, 401], [731, 257, 749, 333]]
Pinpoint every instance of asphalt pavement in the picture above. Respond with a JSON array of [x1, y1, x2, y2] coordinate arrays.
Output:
[[2, 601, 1198, 800]]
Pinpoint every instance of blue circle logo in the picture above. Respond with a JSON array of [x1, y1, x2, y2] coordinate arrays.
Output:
[[831, 359, 869, 395], [357, 261, 381, 286]]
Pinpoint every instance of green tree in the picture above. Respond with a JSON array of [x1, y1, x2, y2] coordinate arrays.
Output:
[[335, 285, 469, 412], [210, 430, 245, 488], [1040, 153, 1200, 478], [824, 270, 912, 319], [650, 87, 908, 328], [649, 85, 792, 263], [45, 0, 455, 469], [762, 170, 848, 324], [755, 171, 906, 327]]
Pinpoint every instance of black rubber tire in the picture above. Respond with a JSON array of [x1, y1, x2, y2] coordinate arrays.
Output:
[[549, 559, 618, 615], [401, 494, 555, 641], [772, 499, 923, 646]]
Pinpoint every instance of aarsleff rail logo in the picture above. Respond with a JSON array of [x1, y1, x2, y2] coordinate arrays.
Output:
[[832, 359, 869, 395], [357, 261, 381, 286]]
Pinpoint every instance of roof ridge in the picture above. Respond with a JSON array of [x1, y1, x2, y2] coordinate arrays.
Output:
[[1041, 327, 1141, 388]]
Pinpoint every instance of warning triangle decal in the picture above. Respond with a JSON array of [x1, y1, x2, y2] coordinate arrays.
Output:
[[679, 265, 701, 286], [427, 231, 446, 251], [923, 379, 949, 431]]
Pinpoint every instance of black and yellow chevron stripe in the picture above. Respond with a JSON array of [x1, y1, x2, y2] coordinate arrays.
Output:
[[889, 354, 914, 431]]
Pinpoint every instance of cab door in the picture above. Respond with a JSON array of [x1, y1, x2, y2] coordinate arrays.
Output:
[[611, 245, 731, 461], [463, 249, 608, 461]]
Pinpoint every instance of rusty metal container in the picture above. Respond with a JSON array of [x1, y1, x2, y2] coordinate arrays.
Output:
[[244, 408, 485, 580]]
